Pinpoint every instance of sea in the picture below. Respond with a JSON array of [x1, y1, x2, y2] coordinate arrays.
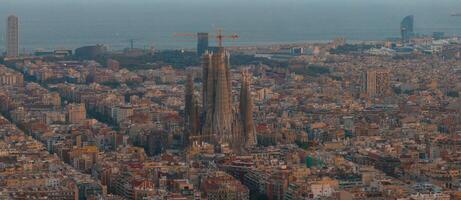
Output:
[[0, 0, 460, 51]]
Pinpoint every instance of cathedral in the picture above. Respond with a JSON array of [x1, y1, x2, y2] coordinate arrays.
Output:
[[184, 47, 257, 151]]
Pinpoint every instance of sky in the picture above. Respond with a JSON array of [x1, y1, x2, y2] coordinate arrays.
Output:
[[0, 0, 460, 50]]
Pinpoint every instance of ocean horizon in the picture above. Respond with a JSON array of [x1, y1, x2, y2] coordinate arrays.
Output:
[[1, 0, 460, 51]]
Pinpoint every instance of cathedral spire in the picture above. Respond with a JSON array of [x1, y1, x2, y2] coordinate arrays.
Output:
[[184, 73, 197, 146], [240, 69, 257, 147], [202, 48, 234, 145], [185, 73, 194, 121]]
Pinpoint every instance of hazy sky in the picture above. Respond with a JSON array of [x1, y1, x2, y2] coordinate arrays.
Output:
[[1, 0, 461, 6], [0, 0, 460, 50], [1, 0, 459, 2]]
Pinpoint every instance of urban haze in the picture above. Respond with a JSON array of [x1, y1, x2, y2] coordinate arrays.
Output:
[[1, 0, 461, 200]]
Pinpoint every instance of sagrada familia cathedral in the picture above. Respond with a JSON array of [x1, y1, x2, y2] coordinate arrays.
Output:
[[184, 46, 257, 151]]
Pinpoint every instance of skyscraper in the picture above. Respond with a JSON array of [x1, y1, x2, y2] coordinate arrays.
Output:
[[240, 70, 257, 147], [400, 15, 414, 44], [6, 15, 19, 58], [197, 32, 209, 56], [202, 47, 234, 145]]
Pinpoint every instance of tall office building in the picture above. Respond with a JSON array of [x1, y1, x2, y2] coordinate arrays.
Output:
[[239, 70, 257, 147], [400, 15, 414, 44], [362, 69, 390, 98], [6, 15, 19, 58], [197, 32, 209, 56], [202, 47, 234, 144]]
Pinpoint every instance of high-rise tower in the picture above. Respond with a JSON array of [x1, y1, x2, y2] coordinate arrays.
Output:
[[202, 47, 234, 145], [197, 32, 209, 56], [6, 15, 19, 58], [401, 15, 414, 44], [240, 70, 257, 147]]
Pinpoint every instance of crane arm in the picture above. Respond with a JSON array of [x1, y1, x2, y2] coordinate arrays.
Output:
[[173, 29, 239, 47]]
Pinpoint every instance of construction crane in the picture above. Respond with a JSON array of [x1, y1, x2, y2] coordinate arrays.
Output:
[[129, 39, 135, 49], [174, 28, 239, 47], [122, 38, 141, 49]]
